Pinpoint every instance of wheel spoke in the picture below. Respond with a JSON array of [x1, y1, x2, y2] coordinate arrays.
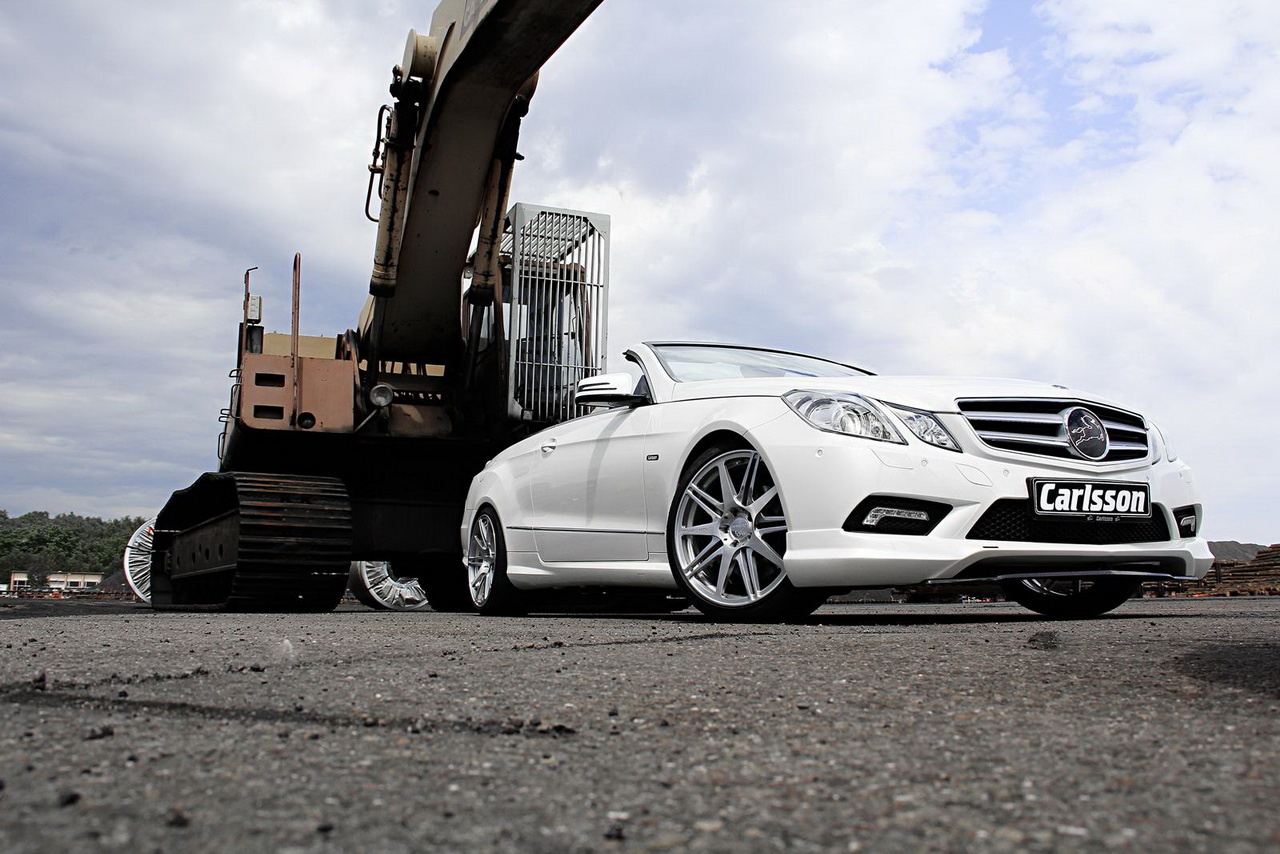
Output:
[[739, 551, 761, 600], [747, 485, 778, 516], [715, 547, 736, 596], [738, 453, 760, 504], [687, 483, 723, 518], [716, 460, 737, 508], [749, 533, 785, 570], [677, 521, 719, 538], [754, 517, 786, 537], [685, 539, 724, 581]]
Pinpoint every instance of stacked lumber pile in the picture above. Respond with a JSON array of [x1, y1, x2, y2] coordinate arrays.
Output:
[[1202, 545, 1280, 595]]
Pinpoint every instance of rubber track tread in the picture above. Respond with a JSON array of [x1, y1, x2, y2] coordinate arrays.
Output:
[[225, 474, 352, 610], [156, 472, 353, 611]]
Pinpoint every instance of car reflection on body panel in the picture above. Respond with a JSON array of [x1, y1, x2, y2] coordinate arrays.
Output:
[[460, 342, 1212, 621]]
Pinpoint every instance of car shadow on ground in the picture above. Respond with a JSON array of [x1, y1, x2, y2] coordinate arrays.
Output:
[[502, 607, 1186, 627], [1174, 642, 1280, 700]]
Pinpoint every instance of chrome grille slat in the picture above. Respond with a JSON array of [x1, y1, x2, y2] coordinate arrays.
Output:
[[974, 431, 1069, 447], [957, 397, 1150, 463], [966, 412, 1063, 425]]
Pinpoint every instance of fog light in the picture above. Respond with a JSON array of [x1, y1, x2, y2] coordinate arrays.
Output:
[[369, 383, 395, 408], [1172, 504, 1198, 537], [844, 496, 952, 535], [864, 507, 930, 527]]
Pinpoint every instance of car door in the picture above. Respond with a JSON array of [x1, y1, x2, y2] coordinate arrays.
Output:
[[529, 405, 653, 562]]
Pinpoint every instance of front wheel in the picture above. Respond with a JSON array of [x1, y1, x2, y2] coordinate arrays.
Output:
[[1000, 577, 1141, 619], [667, 445, 827, 622]]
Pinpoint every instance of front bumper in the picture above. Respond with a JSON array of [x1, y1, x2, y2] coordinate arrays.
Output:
[[745, 414, 1213, 589]]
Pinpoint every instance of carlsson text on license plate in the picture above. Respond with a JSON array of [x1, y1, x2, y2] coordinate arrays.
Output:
[[1030, 479, 1151, 519]]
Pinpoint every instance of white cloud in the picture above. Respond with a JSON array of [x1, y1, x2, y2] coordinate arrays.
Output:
[[0, 0, 1276, 543]]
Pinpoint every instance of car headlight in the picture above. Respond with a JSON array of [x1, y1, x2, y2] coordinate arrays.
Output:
[[783, 390, 905, 444], [887, 404, 961, 452]]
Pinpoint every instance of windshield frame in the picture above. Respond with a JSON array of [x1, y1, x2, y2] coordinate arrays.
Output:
[[647, 342, 874, 383]]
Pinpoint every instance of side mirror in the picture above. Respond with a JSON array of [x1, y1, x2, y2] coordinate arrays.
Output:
[[575, 373, 647, 409]]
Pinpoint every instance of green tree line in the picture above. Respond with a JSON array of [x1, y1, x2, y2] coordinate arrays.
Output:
[[0, 510, 144, 589]]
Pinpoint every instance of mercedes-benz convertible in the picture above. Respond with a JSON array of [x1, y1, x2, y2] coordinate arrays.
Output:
[[461, 342, 1211, 620]]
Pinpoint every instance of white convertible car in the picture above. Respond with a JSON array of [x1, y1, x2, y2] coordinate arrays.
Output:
[[461, 342, 1211, 620]]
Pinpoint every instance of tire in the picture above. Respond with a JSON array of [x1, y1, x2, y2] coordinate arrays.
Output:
[[348, 561, 431, 611], [667, 445, 827, 622], [417, 554, 474, 613], [1000, 577, 1141, 619], [465, 508, 524, 615]]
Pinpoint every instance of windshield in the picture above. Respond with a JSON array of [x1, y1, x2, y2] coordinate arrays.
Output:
[[651, 344, 871, 382]]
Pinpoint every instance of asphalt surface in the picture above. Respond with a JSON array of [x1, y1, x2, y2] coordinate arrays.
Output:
[[0, 596, 1277, 853]]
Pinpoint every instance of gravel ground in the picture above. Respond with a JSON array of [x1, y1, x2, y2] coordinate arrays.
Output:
[[0, 596, 1277, 853]]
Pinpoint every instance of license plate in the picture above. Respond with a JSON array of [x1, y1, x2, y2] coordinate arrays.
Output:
[[1029, 479, 1151, 520]]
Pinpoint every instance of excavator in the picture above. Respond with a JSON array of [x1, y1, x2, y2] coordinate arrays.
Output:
[[146, 0, 609, 611]]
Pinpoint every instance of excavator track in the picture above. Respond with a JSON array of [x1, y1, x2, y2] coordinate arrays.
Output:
[[151, 473, 353, 612]]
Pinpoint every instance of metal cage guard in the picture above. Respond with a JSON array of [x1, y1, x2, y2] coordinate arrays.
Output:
[[502, 204, 610, 423]]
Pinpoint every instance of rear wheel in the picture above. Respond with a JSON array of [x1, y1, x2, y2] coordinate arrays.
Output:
[[1000, 577, 1141, 619], [667, 445, 827, 622], [466, 508, 524, 615], [348, 561, 430, 610], [123, 517, 157, 604]]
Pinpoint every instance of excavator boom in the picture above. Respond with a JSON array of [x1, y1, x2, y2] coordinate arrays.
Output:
[[362, 0, 603, 365]]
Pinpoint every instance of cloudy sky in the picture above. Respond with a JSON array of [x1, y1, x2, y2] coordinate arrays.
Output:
[[1, 0, 1277, 543]]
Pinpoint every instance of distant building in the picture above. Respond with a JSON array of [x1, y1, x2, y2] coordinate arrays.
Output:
[[6, 571, 104, 592]]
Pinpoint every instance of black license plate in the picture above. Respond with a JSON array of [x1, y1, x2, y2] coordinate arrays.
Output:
[[1030, 479, 1151, 520]]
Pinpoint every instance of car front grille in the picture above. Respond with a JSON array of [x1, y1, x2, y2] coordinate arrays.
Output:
[[967, 499, 1172, 545], [956, 398, 1149, 463]]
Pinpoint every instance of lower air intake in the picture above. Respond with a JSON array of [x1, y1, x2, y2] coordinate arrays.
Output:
[[967, 499, 1171, 545]]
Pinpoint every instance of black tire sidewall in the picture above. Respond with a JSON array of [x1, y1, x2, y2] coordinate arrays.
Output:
[[1001, 578, 1141, 619]]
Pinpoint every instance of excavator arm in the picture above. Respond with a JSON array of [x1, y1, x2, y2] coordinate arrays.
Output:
[[359, 0, 603, 367]]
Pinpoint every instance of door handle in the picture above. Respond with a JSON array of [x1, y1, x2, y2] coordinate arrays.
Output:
[[540, 439, 557, 453]]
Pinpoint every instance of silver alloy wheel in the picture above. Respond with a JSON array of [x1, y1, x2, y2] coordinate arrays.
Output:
[[673, 449, 788, 608], [348, 561, 430, 610], [123, 516, 157, 603], [467, 513, 498, 608]]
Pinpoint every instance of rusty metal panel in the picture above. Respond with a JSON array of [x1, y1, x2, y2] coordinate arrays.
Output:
[[238, 353, 354, 432], [297, 358, 355, 432], [240, 353, 295, 429]]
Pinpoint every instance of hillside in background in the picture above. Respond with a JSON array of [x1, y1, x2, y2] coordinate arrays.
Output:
[[1209, 541, 1266, 562]]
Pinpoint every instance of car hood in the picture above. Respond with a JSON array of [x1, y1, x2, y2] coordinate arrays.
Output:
[[667, 375, 1133, 414]]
